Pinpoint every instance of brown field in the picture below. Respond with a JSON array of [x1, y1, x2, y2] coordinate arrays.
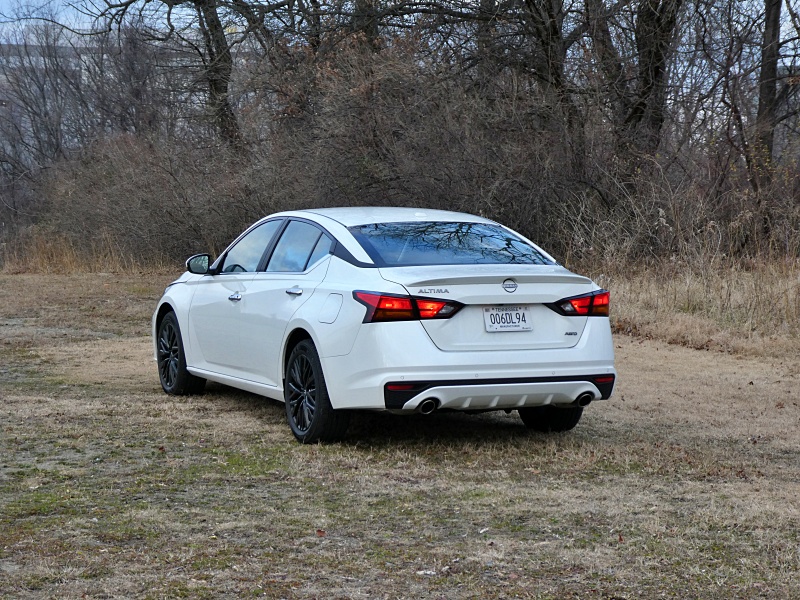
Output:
[[1, 273, 799, 599]]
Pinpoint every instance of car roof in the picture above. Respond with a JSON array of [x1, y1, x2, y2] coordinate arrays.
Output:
[[274, 207, 496, 228]]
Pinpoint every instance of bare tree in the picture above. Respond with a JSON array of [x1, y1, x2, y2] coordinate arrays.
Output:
[[583, 0, 684, 164], [1, 0, 800, 264], [87, 0, 291, 147]]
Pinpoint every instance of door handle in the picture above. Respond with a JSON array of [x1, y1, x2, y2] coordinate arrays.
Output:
[[285, 287, 303, 296], [228, 292, 242, 302]]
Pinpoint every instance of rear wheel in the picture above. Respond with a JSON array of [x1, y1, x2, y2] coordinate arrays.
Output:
[[518, 405, 583, 432], [284, 340, 349, 443], [157, 311, 206, 395]]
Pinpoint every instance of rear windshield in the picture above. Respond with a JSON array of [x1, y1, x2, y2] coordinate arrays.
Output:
[[349, 222, 554, 267]]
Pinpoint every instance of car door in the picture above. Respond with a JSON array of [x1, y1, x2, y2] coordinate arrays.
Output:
[[236, 220, 334, 387], [186, 219, 283, 375]]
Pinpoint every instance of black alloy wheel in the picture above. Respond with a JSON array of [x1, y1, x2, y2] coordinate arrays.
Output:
[[284, 339, 349, 443], [157, 311, 205, 395], [286, 351, 316, 433]]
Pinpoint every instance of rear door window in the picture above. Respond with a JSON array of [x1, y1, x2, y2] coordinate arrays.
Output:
[[266, 221, 330, 273]]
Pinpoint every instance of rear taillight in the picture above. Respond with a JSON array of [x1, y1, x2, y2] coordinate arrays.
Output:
[[354, 291, 463, 323], [548, 290, 610, 317], [353, 292, 415, 321]]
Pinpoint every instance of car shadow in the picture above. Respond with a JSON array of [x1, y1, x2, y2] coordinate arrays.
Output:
[[344, 409, 528, 446], [202, 382, 537, 444]]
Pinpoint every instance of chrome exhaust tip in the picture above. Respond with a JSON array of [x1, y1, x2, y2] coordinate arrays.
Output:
[[417, 398, 439, 415], [575, 393, 594, 407]]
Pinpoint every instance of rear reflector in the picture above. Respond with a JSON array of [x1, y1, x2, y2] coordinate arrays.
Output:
[[386, 384, 415, 391], [354, 291, 463, 323], [592, 374, 616, 398]]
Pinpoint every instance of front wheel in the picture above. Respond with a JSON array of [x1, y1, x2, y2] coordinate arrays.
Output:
[[284, 340, 349, 444], [518, 405, 583, 432], [156, 311, 205, 395]]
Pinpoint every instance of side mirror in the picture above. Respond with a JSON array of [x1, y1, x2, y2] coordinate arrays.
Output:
[[186, 253, 211, 275]]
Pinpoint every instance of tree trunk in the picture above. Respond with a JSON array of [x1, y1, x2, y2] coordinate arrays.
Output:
[[624, 0, 683, 159], [352, 0, 379, 49], [196, 0, 243, 149], [749, 0, 781, 214]]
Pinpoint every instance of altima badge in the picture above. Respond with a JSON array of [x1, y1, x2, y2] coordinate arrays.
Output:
[[502, 279, 518, 293]]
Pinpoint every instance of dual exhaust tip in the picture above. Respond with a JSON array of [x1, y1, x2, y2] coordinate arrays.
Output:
[[417, 398, 439, 415], [415, 392, 593, 414]]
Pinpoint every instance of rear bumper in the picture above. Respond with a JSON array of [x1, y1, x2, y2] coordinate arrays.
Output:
[[384, 374, 615, 411], [320, 317, 616, 411]]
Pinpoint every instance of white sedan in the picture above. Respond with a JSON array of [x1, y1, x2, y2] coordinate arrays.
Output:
[[153, 207, 616, 442]]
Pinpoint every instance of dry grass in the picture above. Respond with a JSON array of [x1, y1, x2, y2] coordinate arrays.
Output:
[[0, 230, 178, 275], [1, 274, 800, 599], [5, 239, 800, 357], [582, 259, 800, 357]]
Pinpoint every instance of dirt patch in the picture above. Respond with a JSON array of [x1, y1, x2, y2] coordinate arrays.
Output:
[[1, 274, 799, 599], [38, 337, 158, 392]]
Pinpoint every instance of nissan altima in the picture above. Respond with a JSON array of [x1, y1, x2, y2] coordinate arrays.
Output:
[[153, 207, 616, 443]]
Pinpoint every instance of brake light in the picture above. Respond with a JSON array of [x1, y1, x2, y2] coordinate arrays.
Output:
[[591, 291, 610, 315], [353, 292, 414, 321], [549, 290, 610, 317], [353, 291, 463, 322], [416, 299, 449, 318]]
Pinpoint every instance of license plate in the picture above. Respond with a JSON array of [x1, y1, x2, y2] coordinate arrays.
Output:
[[483, 305, 533, 332]]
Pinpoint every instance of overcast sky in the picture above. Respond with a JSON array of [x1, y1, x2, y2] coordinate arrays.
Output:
[[0, 1, 111, 37], [0, 0, 85, 25]]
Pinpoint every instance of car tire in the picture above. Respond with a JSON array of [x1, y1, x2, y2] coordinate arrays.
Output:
[[157, 311, 206, 395], [284, 339, 349, 444], [518, 405, 583, 432]]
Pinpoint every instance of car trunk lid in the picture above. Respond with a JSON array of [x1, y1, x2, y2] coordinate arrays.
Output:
[[379, 265, 596, 351]]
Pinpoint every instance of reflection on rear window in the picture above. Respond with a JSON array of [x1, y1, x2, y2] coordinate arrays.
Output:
[[349, 222, 554, 266]]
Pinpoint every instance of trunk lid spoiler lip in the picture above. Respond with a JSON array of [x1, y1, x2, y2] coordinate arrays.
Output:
[[377, 265, 593, 288]]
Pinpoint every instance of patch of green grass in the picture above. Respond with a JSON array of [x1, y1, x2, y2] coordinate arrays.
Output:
[[20, 573, 61, 591], [3, 488, 85, 519], [78, 564, 114, 580], [0, 348, 50, 391], [188, 545, 238, 571], [209, 448, 291, 477], [93, 517, 163, 545]]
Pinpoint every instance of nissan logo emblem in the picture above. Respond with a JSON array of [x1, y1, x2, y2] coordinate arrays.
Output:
[[502, 279, 518, 293]]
